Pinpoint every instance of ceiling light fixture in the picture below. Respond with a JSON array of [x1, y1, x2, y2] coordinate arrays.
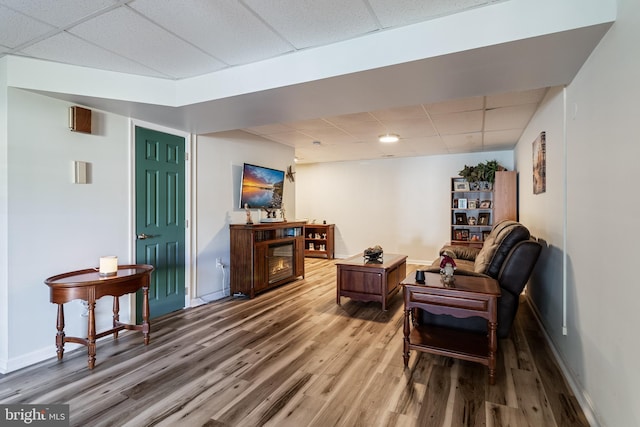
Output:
[[379, 133, 400, 143]]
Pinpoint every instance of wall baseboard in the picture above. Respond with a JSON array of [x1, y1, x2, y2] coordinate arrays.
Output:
[[525, 297, 601, 427], [0, 331, 140, 374], [200, 290, 227, 303], [0, 344, 80, 374]]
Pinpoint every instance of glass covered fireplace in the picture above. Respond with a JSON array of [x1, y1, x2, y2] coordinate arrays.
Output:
[[267, 242, 294, 284]]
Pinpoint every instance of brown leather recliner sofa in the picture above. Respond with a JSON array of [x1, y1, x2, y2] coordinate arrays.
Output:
[[420, 220, 542, 338]]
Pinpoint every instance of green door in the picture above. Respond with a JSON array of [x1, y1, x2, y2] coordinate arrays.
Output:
[[135, 126, 186, 321]]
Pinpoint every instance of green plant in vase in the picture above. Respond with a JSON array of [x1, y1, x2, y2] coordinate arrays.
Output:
[[459, 160, 506, 186]]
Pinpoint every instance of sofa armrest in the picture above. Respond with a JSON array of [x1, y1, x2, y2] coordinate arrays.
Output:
[[439, 245, 481, 261]]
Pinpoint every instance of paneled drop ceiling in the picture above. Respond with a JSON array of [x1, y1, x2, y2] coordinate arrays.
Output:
[[245, 89, 547, 163], [0, 0, 614, 163]]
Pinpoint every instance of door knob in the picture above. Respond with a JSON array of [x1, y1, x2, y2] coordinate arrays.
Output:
[[137, 233, 153, 240]]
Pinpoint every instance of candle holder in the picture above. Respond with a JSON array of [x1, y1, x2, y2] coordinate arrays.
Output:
[[99, 256, 118, 277]]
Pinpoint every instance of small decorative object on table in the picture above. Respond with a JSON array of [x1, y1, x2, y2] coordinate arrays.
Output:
[[439, 253, 457, 285], [244, 203, 253, 225], [364, 245, 383, 262]]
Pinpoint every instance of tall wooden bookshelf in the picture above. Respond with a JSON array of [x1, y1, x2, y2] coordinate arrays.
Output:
[[450, 171, 517, 247]]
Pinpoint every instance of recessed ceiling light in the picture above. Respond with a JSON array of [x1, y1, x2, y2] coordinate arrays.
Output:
[[379, 133, 400, 143]]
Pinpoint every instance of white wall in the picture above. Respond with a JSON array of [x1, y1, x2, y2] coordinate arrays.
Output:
[[0, 60, 9, 368], [296, 151, 513, 262], [194, 131, 295, 301], [1, 88, 132, 372], [515, 0, 640, 425]]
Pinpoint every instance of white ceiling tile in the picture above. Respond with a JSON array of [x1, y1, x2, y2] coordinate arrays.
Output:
[[486, 88, 547, 108], [284, 118, 334, 131], [431, 110, 483, 135], [0, 4, 54, 48], [483, 129, 522, 146], [19, 32, 169, 78], [442, 132, 483, 149], [0, 0, 117, 27], [263, 131, 315, 147], [243, 0, 378, 49], [323, 112, 377, 127], [368, 0, 490, 28], [370, 105, 427, 121], [328, 121, 386, 141], [381, 118, 437, 138], [68, 7, 225, 78], [129, 0, 292, 65], [484, 104, 537, 131], [302, 127, 358, 145], [425, 96, 484, 114], [244, 123, 294, 136], [400, 136, 447, 155]]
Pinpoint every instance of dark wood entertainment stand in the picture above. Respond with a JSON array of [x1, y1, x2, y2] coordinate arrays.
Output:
[[230, 221, 306, 298]]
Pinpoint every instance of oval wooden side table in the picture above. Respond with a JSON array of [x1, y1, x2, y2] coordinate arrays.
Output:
[[45, 264, 154, 369]]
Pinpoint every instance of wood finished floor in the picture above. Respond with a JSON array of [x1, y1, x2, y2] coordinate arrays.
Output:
[[1, 258, 589, 427]]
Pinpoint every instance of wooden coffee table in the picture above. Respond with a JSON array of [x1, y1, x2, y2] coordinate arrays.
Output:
[[336, 253, 407, 311], [401, 268, 500, 384]]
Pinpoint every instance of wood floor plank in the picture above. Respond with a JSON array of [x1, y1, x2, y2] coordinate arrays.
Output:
[[511, 368, 558, 427], [0, 258, 587, 427], [485, 402, 530, 427]]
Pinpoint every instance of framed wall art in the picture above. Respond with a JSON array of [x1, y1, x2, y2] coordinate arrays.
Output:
[[533, 131, 546, 194]]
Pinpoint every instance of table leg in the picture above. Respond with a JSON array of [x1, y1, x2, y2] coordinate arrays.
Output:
[[403, 308, 410, 367], [142, 286, 151, 345], [87, 301, 97, 369], [112, 296, 120, 339], [488, 321, 497, 385], [55, 304, 65, 360]]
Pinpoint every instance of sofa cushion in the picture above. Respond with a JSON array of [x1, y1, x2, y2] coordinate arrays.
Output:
[[474, 220, 531, 277]]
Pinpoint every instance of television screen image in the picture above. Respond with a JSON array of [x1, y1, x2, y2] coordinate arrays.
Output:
[[239, 163, 285, 209]]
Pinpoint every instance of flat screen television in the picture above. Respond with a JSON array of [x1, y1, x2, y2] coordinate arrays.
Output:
[[239, 163, 285, 209]]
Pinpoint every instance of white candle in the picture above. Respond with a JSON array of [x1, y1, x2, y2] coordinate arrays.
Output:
[[99, 256, 118, 276]]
